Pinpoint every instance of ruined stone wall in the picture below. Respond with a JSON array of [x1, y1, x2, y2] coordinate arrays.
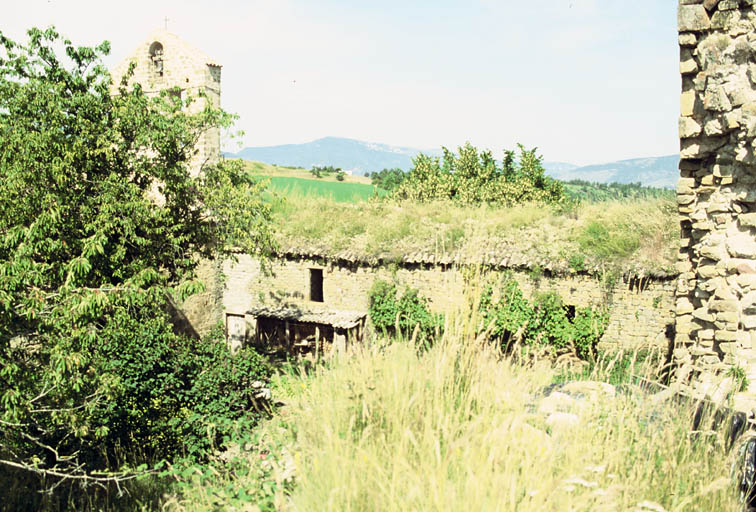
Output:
[[675, 0, 756, 378], [221, 254, 676, 350]]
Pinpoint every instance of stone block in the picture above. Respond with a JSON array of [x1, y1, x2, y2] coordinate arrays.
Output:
[[738, 271, 756, 287], [677, 298, 696, 315], [699, 328, 715, 339], [716, 311, 739, 323], [724, 113, 740, 130], [711, 9, 741, 29], [679, 4, 712, 31], [728, 233, 756, 258], [680, 32, 698, 46], [705, 86, 733, 112], [740, 212, 756, 227], [694, 307, 716, 321], [705, 118, 725, 135], [712, 299, 739, 312], [744, 315, 756, 330], [717, 0, 740, 10], [680, 116, 703, 138], [716, 330, 738, 341], [701, 244, 728, 261], [681, 90, 698, 117]]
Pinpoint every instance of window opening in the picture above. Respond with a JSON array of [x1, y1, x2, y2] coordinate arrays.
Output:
[[149, 41, 164, 77], [310, 268, 323, 302]]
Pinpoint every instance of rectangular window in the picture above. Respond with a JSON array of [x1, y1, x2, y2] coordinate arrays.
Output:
[[310, 268, 324, 302]]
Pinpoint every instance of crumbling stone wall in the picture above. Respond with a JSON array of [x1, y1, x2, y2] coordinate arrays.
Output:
[[222, 254, 676, 350], [675, 0, 756, 378]]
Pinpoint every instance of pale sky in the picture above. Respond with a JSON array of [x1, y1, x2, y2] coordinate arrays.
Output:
[[4, 0, 679, 166]]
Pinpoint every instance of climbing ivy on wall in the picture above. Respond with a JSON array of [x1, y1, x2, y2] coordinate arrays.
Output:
[[368, 280, 443, 339], [479, 277, 608, 359]]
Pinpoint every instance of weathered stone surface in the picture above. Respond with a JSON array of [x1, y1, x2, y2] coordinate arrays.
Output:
[[704, 85, 733, 112], [711, 9, 740, 29], [677, 298, 696, 315], [715, 330, 738, 341], [681, 89, 698, 117], [711, 299, 739, 312], [545, 412, 579, 431], [679, 117, 702, 138], [699, 244, 727, 260], [679, 4, 712, 31], [740, 212, 756, 227], [680, 32, 698, 46], [681, 57, 699, 75], [728, 233, 756, 258]]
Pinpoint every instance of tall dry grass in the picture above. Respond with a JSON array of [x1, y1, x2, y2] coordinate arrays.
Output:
[[167, 308, 741, 511]]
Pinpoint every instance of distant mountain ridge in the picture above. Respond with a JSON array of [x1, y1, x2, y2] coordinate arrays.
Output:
[[229, 136, 679, 187], [230, 136, 441, 176], [544, 155, 679, 189]]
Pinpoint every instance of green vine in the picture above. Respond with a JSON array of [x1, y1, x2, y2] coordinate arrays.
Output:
[[479, 278, 608, 360]]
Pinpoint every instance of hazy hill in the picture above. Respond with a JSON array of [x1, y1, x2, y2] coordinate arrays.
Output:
[[546, 155, 679, 189], [230, 136, 442, 176], [230, 137, 679, 187]]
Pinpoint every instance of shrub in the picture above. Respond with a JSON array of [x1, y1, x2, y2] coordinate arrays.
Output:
[[93, 312, 273, 462], [368, 280, 442, 339], [480, 277, 607, 359], [393, 143, 566, 206]]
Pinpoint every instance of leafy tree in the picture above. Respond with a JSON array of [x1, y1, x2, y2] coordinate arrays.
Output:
[[370, 168, 406, 191], [393, 142, 565, 206], [0, 27, 274, 489], [311, 165, 340, 178]]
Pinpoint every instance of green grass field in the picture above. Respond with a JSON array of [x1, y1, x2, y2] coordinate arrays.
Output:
[[265, 176, 388, 203]]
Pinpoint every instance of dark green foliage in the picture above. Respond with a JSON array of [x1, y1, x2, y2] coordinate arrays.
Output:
[[95, 317, 272, 461], [336, 170, 346, 181], [0, 26, 273, 491], [393, 143, 566, 206], [370, 168, 406, 191], [180, 327, 272, 458], [310, 165, 341, 178], [480, 278, 608, 359], [368, 280, 442, 338]]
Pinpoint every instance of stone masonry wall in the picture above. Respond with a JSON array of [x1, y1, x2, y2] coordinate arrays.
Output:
[[111, 29, 221, 178], [222, 254, 676, 350], [675, 0, 756, 380]]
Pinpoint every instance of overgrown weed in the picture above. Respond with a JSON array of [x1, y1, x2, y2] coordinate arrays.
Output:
[[270, 194, 677, 272], [167, 309, 739, 511]]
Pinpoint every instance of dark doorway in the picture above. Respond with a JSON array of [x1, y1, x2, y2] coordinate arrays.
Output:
[[310, 268, 324, 302]]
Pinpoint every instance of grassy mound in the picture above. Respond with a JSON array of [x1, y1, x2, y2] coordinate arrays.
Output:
[[270, 194, 678, 274]]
